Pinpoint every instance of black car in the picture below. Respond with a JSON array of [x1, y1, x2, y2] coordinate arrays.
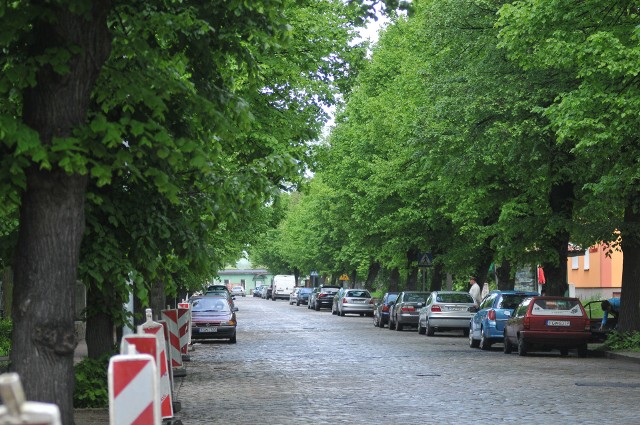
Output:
[[373, 292, 399, 328], [294, 287, 313, 306], [310, 285, 341, 311]]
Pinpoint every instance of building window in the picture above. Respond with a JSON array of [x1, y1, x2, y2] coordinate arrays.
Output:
[[571, 256, 579, 270], [224, 279, 229, 284], [583, 250, 590, 271], [241, 279, 245, 287]]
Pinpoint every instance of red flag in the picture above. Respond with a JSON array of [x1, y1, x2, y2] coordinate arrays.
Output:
[[537, 266, 546, 284]]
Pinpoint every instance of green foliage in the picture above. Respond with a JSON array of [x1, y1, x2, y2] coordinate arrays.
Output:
[[0, 319, 12, 357], [603, 331, 640, 352], [73, 353, 113, 408]]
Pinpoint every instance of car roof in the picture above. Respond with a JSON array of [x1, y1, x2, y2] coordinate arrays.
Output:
[[489, 290, 539, 295]]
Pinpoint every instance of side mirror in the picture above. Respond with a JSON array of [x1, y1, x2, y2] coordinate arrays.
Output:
[[233, 307, 239, 312]]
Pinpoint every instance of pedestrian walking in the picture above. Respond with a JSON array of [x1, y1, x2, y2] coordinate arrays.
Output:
[[469, 277, 482, 306]]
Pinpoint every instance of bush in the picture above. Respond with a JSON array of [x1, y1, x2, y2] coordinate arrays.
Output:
[[0, 319, 12, 357], [603, 331, 640, 352], [74, 353, 113, 408]]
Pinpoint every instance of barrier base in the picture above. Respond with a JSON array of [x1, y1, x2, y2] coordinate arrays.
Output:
[[181, 354, 191, 362], [188, 344, 195, 352], [163, 419, 183, 425], [172, 401, 182, 413], [173, 367, 187, 377]]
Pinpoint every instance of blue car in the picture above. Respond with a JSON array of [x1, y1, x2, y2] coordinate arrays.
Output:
[[469, 290, 539, 350]]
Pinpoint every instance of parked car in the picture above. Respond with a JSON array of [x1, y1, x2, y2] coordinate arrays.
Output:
[[582, 299, 611, 343], [336, 289, 374, 316], [294, 287, 313, 306], [331, 288, 347, 315], [469, 290, 538, 350], [190, 296, 238, 343], [503, 296, 591, 357], [309, 285, 341, 311], [230, 285, 246, 297], [253, 285, 265, 297], [271, 275, 296, 301], [418, 291, 477, 336], [289, 287, 303, 305], [388, 291, 431, 331], [261, 284, 273, 300], [207, 284, 230, 293], [199, 291, 236, 310], [373, 292, 399, 328]]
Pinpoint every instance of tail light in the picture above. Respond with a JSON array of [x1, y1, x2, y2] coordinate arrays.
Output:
[[369, 299, 375, 304], [488, 309, 496, 321], [401, 306, 415, 312], [318, 293, 327, 298], [382, 305, 389, 312], [523, 316, 530, 330], [342, 298, 347, 304], [430, 305, 441, 312]]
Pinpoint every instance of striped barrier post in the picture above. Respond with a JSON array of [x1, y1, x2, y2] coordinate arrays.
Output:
[[177, 304, 191, 361], [138, 309, 174, 419], [161, 309, 185, 377], [0, 373, 61, 425], [108, 346, 160, 425]]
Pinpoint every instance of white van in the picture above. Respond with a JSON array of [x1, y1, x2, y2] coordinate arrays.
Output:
[[271, 275, 296, 301]]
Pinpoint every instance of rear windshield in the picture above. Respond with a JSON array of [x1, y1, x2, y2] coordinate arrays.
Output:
[[531, 299, 583, 316], [346, 290, 371, 298], [321, 288, 339, 294], [405, 293, 430, 302], [299, 288, 313, 294], [436, 293, 474, 303], [192, 297, 230, 312], [387, 294, 399, 302], [498, 295, 530, 310]]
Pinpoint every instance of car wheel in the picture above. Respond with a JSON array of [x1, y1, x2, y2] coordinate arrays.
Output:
[[426, 320, 435, 336], [479, 329, 491, 351], [469, 326, 480, 348], [389, 317, 396, 330], [314, 302, 320, 311], [296, 300, 300, 306], [229, 334, 237, 344], [396, 321, 403, 331], [503, 333, 512, 354], [559, 348, 569, 357], [380, 318, 386, 328], [577, 345, 588, 358], [517, 335, 527, 356], [418, 321, 426, 335], [340, 309, 346, 316]]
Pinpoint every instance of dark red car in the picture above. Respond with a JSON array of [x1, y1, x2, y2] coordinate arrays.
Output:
[[190, 296, 238, 343], [504, 296, 590, 357]]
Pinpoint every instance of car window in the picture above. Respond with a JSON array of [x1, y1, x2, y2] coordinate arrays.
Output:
[[515, 298, 532, 317], [480, 294, 496, 310], [436, 293, 474, 303], [192, 297, 230, 312], [406, 293, 430, 302], [498, 294, 530, 310], [531, 298, 583, 316], [386, 294, 398, 303], [346, 290, 370, 298]]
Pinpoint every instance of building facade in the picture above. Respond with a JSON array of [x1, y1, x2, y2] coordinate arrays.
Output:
[[566, 243, 622, 300]]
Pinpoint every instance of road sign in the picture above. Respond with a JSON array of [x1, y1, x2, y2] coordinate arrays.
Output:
[[339, 274, 350, 281], [418, 252, 433, 267]]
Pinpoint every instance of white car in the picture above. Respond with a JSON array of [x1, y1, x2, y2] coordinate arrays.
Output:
[[230, 286, 246, 297]]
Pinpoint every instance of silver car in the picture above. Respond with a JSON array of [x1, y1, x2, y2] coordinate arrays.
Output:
[[418, 291, 477, 336], [336, 289, 374, 316]]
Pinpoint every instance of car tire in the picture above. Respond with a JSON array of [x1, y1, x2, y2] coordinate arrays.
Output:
[[426, 320, 435, 336], [229, 334, 237, 344], [517, 335, 527, 356], [418, 321, 426, 335], [559, 348, 569, 357], [503, 334, 512, 354], [479, 329, 491, 351], [340, 309, 345, 316], [469, 327, 480, 348], [296, 300, 301, 306], [314, 302, 320, 311], [389, 317, 396, 330], [396, 321, 403, 331]]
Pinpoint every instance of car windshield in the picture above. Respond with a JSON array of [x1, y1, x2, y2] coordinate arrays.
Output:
[[387, 294, 399, 302], [531, 299, 583, 316], [405, 293, 430, 302], [498, 295, 530, 310], [299, 288, 312, 294], [205, 291, 229, 298], [436, 293, 474, 303], [346, 290, 370, 298], [192, 297, 231, 312]]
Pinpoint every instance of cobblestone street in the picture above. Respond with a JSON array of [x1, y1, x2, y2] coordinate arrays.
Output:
[[170, 296, 640, 425]]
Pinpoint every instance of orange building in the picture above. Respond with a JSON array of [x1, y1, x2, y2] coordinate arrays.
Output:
[[566, 243, 622, 300]]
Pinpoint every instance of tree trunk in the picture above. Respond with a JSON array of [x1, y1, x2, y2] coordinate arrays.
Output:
[[150, 280, 166, 320], [619, 204, 640, 332], [495, 259, 514, 290], [350, 269, 357, 289], [543, 180, 574, 296], [389, 267, 400, 292], [429, 263, 444, 292], [85, 280, 117, 359], [364, 261, 381, 291], [10, 4, 111, 423], [406, 249, 419, 290]]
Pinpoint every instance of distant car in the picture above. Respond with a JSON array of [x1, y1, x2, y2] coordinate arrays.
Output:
[[336, 289, 374, 316], [207, 284, 230, 294], [190, 296, 238, 343], [261, 284, 273, 300], [230, 285, 246, 297], [373, 292, 398, 328], [253, 285, 265, 297], [294, 287, 313, 306], [289, 287, 301, 305], [388, 291, 431, 331], [418, 291, 477, 336], [503, 296, 591, 357], [469, 290, 538, 350], [201, 290, 236, 310], [309, 285, 341, 311]]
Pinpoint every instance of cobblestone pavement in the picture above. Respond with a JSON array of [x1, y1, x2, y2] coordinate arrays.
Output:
[[171, 296, 640, 425]]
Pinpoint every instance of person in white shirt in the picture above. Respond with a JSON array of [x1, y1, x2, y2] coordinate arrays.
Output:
[[469, 277, 482, 306]]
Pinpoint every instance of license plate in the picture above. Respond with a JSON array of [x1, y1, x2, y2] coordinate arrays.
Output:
[[448, 307, 465, 311], [352, 300, 365, 303], [547, 320, 570, 327], [199, 327, 217, 333]]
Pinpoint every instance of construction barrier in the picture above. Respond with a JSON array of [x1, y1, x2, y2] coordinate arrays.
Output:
[[177, 302, 191, 357], [161, 309, 185, 377], [139, 310, 174, 419], [0, 373, 61, 425], [108, 347, 160, 425]]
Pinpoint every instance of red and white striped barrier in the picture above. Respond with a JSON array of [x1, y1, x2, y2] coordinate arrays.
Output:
[[108, 347, 160, 425], [139, 310, 174, 419], [161, 309, 184, 376], [0, 373, 61, 425], [177, 302, 191, 357]]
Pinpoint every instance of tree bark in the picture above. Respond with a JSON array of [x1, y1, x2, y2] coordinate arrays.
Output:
[[618, 203, 640, 332], [10, 4, 111, 423], [364, 261, 381, 291], [389, 267, 400, 292], [405, 249, 419, 290], [495, 259, 514, 290], [429, 262, 444, 291], [85, 280, 117, 359], [1, 267, 12, 320]]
